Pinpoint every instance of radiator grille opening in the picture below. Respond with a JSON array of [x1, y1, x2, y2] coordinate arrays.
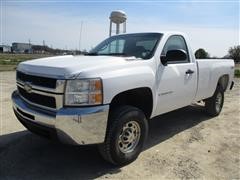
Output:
[[17, 71, 57, 89], [17, 108, 35, 120], [18, 86, 56, 109]]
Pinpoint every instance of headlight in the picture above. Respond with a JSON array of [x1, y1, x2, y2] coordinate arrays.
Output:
[[65, 78, 103, 106]]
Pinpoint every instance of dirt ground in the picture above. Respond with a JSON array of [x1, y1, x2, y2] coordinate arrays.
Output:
[[0, 71, 239, 180]]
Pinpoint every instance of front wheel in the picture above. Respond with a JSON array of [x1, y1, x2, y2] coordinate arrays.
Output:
[[205, 85, 224, 116], [98, 106, 148, 166]]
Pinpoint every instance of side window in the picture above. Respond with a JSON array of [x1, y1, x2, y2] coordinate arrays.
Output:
[[161, 35, 189, 63]]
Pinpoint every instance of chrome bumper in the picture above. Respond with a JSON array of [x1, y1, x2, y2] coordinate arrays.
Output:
[[12, 90, 109, 145]]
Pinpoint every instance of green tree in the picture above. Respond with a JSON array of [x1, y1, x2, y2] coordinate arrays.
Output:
[[228, 46, 240, 63], [195, 48, 210, 59]]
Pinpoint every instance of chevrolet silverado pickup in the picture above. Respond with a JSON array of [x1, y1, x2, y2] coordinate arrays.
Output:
[[12, 32, 235, 165]]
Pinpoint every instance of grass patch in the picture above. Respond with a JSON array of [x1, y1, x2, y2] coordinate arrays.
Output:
[[235, 69, 240, 78], [0, 65, 17, 71], [0, 53, 54, 71], [0, 53, 53, 65]]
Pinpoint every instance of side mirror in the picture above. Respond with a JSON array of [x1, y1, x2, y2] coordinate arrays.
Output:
[[165, 49, 187, 62]]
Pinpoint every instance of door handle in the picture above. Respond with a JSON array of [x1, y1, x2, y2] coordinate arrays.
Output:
[[185, 69, 194, 74]]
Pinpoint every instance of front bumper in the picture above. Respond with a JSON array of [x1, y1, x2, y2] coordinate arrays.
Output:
[[12, 90, 109, 145]]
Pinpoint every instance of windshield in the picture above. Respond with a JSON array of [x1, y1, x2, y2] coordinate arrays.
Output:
[[88, 33, 162, 59]]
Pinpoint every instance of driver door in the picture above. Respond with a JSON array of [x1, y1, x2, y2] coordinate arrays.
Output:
[[155, 35, 197, 115]]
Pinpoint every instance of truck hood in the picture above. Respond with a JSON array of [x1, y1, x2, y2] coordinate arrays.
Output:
[[17, 55, 134, 78]]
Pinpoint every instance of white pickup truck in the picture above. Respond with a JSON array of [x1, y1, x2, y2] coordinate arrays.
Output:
[[12, 32, 234, 165]]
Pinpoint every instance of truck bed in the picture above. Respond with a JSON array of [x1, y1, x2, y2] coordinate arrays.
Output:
[[194, 59, 235, 102]]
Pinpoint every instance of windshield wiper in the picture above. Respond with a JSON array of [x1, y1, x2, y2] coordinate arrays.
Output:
[[85, 52, 127, 56], [98, 53, 127, 56], [85, 52, 99, 56]]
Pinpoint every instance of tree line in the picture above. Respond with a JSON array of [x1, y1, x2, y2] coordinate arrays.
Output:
[[195, 45, 240, 63]]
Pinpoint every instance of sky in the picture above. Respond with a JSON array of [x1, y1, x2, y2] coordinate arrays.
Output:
[[0, 0, 239, 57]]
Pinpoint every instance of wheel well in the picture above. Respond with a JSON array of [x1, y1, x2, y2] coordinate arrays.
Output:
[[109, 87, 153, 119], [218, 74, 229, 91]]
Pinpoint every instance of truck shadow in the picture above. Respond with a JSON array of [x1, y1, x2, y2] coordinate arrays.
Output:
[[144, 104, 211, 150], [0, 105, 212, 179]]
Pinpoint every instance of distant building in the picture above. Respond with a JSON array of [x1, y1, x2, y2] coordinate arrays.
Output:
[[32, 45, 53, 54], [0, 45, 11, 53], [12, 42, 32, 53]]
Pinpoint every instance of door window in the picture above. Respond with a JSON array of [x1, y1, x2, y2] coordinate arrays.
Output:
[[161, 35, 189, 63]]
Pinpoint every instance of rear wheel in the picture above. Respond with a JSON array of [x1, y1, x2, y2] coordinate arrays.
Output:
[[98, 106, 148, 166], [205, 85, 224, 116]]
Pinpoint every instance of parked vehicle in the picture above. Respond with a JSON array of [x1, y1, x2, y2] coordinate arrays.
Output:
[[12, 32, 235, 165]]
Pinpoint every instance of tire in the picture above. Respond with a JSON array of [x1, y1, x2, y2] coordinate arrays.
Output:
[[98, 105, 148, 166], [205, 85, 224, 117]]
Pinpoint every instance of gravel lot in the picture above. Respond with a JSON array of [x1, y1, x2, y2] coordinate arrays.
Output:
[[0, 71, 239, 179]]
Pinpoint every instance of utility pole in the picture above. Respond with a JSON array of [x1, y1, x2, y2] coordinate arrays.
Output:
[[79, 21, 83, 54], [43, 40, 45, 54], [28, 39, 31, 54]]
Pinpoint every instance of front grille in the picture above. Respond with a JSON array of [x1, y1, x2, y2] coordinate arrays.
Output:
[[18, 86, 56, 109], [17, 71, 57, 89]]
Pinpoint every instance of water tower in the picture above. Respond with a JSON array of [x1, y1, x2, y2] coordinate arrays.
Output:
[[109, 10, 127, 37]]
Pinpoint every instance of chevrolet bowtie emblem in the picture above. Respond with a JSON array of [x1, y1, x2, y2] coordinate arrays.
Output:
[[24, 82, 32, 93]]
